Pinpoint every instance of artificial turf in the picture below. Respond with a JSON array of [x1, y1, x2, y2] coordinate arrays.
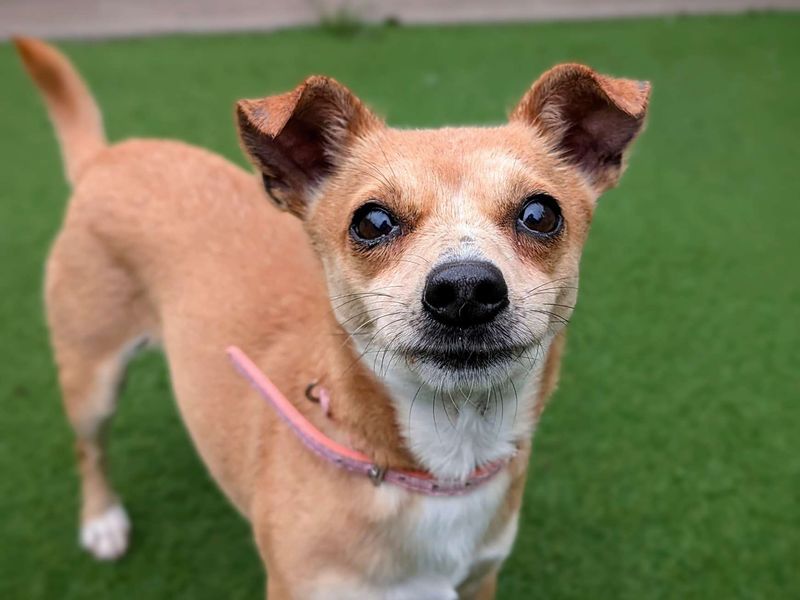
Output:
[[1, 11, 798, 599]]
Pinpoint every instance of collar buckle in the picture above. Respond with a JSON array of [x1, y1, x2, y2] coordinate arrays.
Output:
[[367, 465, 387, 486]]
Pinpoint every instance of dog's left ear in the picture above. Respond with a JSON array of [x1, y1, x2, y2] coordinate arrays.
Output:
[[237, 76, 380, 217], [512, 64, 650, 194]]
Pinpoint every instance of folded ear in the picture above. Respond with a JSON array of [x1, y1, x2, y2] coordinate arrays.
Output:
[[236, 76, 379, 217], [511, 64, 650, 194]]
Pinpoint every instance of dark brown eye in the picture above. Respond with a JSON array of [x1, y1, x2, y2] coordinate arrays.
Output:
[[350, 203, 400, 245], [517, 194, 562, 236]]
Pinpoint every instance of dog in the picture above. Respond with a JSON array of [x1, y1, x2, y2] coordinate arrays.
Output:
[[16, 37, 649, 599]]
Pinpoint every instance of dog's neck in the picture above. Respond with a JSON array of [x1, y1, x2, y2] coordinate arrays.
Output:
[[378, 362, 545, 481], [307, 319, 550, 482], [313, 333, 421, 473]]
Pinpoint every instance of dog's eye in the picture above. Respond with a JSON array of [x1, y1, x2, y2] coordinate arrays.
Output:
[[350, 204, 400, 245], [517, 194, 562, 237]]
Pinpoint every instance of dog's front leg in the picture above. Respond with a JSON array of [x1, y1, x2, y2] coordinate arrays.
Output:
[[265, 577, 293, 600], [251, 513, 288, 599], [458, 570, 498, 600], [255, 532, 293, 599]]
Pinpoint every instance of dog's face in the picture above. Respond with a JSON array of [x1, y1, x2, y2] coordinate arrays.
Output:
[[299, 125, 591, 393], [238, 66, 649, 395]]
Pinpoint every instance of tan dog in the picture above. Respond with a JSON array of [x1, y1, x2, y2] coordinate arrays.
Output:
[[16, 37, 649, 599]]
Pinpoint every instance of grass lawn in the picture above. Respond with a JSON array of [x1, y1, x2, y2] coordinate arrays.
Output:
[[1, 11, 799, 599]]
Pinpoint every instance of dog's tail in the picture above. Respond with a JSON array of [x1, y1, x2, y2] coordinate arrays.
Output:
[[14, 37, 107, 186]]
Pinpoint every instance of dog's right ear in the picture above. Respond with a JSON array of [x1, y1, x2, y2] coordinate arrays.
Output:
[[236, 76, 380, 218]]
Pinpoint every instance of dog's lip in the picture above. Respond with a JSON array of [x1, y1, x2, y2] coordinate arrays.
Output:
[[402, 344, 529, 369]]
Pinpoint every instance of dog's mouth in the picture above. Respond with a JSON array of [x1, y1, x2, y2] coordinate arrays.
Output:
[[389, 318, 542, 384], [405, 345, 528, 371]]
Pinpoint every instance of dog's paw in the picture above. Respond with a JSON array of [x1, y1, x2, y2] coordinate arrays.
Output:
[[79, 504, 130, 561]]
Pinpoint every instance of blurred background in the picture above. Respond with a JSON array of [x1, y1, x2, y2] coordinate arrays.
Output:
[[1, 1, 798, 599]]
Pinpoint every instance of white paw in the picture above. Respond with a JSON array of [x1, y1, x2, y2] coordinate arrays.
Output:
[[79, 504, 130, 561]]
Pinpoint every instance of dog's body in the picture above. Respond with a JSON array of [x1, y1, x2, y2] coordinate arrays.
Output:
[[17, 38, 648, 598]]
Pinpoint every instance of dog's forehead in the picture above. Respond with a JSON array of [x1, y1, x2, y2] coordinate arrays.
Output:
[[349, 125, 575, 217], [351, 124, 572, 200], [363, 125, 551, 175]]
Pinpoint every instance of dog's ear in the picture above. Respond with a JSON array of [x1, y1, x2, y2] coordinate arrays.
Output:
[[512, 64, 650, 194], [236, 76, 380, 217]]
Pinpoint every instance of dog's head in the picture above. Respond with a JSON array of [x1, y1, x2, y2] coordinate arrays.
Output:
[[237, 65, 649, 399]]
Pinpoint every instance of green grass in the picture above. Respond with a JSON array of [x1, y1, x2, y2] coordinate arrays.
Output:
[[1, 12, 799, 599]]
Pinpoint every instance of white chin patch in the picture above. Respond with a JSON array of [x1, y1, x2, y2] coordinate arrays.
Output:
[[412, 358, 520, 393], [80, 504, 130, 561], [355, 328, 550, 481]]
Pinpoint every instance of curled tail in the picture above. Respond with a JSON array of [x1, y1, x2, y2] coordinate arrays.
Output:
[[14, 37, 107, 186]]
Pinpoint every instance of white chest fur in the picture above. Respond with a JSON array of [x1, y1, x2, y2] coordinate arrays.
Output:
[[306, 472, 518, 600], [391, 471, 517, 591]]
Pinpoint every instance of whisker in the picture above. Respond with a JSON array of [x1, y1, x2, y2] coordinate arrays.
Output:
[[432, 381, 442, 440], [328, 285, 404, 301], [407, 384, 424, 438], [333, 296, 407, 314], [529, 309, 571, 327], [376, 138, 398, 183], [440, 388, 457, 428], [540, 302, 576, 310], [509, 377, 519, 427], [520, 276, 577, 296], [496, 385, 505, 438], [404, 252, 432, 266], [348, 310, 409, 335], [394, 257, 429, 269], [520, 286, 579, 302], [329, 316, 409, 382]]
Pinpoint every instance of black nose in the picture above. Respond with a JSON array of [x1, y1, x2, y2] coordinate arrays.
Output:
[[422, 261, 509, 327]]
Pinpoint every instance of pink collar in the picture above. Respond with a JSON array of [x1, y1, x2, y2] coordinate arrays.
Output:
[[227, 346, 511, 496]]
